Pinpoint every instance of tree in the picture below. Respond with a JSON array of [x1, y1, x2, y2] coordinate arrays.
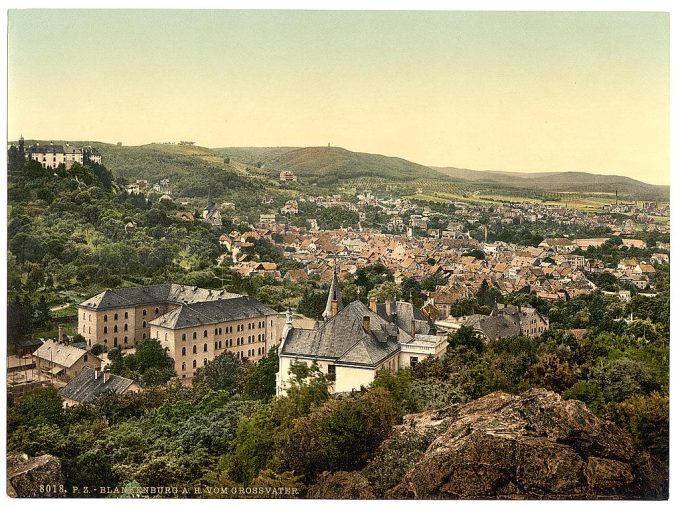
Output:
[[368, 281, 401, 303], [448, 325, 484, 353], [227, 409, 277, 483], [297, 290, 326, 320], [608, 392, 668, 461], [194, 351, 244, 394], [8, 386, 64, 432], [531, 353, 575, 392], [35, 295, 51, 328], [475, 279, 503, 308], [242, 346, 279, 400]]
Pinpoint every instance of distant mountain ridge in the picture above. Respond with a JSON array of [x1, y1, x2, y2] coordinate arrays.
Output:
[[15, 140, 668, 200], [433, 166, 669, 200]]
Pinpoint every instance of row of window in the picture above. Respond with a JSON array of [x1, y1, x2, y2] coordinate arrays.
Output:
[[101, 324, 130, 334], [103, 308, 159, 322], [180, 330, 265, 342], [102, 336, 140, 347]]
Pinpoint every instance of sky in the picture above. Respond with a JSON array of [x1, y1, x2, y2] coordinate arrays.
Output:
[[7, 9, 670, 184]]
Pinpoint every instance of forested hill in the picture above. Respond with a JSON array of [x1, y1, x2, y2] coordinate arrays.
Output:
[[433, 167, 669, 201], [15, 140, 668, 201], [212, 146, 447, 184]]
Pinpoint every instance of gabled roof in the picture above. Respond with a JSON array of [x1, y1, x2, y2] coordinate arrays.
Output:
[[150, 296, 277, 329], [32, 339, 97, 368], [58, 367, 136, 403], [281, 301, 401, 366], [78, 284, 241, 311]]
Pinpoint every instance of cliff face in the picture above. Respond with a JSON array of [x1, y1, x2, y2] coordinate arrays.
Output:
[[387, 389, 667, 500], [7, 454, 65, 498]]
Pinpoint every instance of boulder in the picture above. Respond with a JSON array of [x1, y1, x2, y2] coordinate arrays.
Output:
[[387, 389, 667, 500], [7, 454, 65, 498], [307, 471, 375, 499]]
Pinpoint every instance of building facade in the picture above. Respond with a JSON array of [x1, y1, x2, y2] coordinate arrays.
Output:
[[78, 284, 280, 379], [26, 142, 102, 169], [276, 271, 448, 395]]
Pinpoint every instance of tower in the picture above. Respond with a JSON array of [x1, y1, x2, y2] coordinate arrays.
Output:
[[322, 265, 344, 320]]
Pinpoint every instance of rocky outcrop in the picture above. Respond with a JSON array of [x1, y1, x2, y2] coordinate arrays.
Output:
[[387, 389, 667, 500], [308, 471, 375, 499], [7, 454, 65, 498]]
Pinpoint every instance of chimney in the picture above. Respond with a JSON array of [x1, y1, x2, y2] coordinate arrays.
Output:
[[362, 316, 371, 333], [369, 296, 378, 313], [103, 368, 110, 383], [410, 318, 416, 337], [94, 367, 100, 380], [58, 325, 64, 344]]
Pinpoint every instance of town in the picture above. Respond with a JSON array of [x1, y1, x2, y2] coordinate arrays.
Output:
[[6, 137, 670, 499]]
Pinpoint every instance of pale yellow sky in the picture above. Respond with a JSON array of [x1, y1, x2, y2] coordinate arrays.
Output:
[[8, 10, 670, 184]]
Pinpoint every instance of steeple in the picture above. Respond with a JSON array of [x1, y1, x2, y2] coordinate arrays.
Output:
[[322, 265, 344, 320]]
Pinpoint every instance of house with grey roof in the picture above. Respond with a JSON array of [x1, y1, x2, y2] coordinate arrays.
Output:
[[32, 339, 102, 382], [58, 367, 140, 406], [463, 302, 549, 342], [276, 277, 448, 395]]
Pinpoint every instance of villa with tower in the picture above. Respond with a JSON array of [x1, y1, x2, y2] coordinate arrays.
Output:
[[276, 269, 448, 395]]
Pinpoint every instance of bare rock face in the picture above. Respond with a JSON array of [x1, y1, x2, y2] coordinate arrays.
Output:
[[387, 389, 667, 500], [307, 471, 375, 499], [7, 454, 65, 498]]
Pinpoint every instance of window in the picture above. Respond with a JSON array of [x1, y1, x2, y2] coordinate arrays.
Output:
[[103, 326, 108, 334], [84, 354, 88, 362], [182, 362, 186, 371], [193, 345, 197, 354], [155, 307, 159, 314], [124, 336, 128, 344], [193, 332, 197, 339], [219, 328, 222, 334], [182, 347, 186, 356], [88, 326, 91, 334], [215, 328, 218, 335], [143, 309, 147, 316], [219, 341, 222, 349], [114, 313, 118, 320], [182, 333, 186, 341], [193, 360, 197, 368], [114, 325, 118, 332], [124, 324, 128, 331], [142, 321, 146, 328], [215, 341, 218, 349], [143, 333, 146, 339], [124, 312, 128, 319], [328, 365, 336, 381], [104, 315, 108, 322], [165, 333, 168, 340], [114, 337, 118, 347], [410, 356, 419, 369], [203, 358, 208, 366], [203, 330, 208, 338], [203, 343, 208, 352]]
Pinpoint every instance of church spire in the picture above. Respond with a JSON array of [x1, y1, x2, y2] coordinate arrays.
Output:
[[322, 264, 344, 320]]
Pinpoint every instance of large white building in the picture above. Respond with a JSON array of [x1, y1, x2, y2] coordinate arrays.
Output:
[[27, 141, 102, 169], [276, 270, 448, 395]]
